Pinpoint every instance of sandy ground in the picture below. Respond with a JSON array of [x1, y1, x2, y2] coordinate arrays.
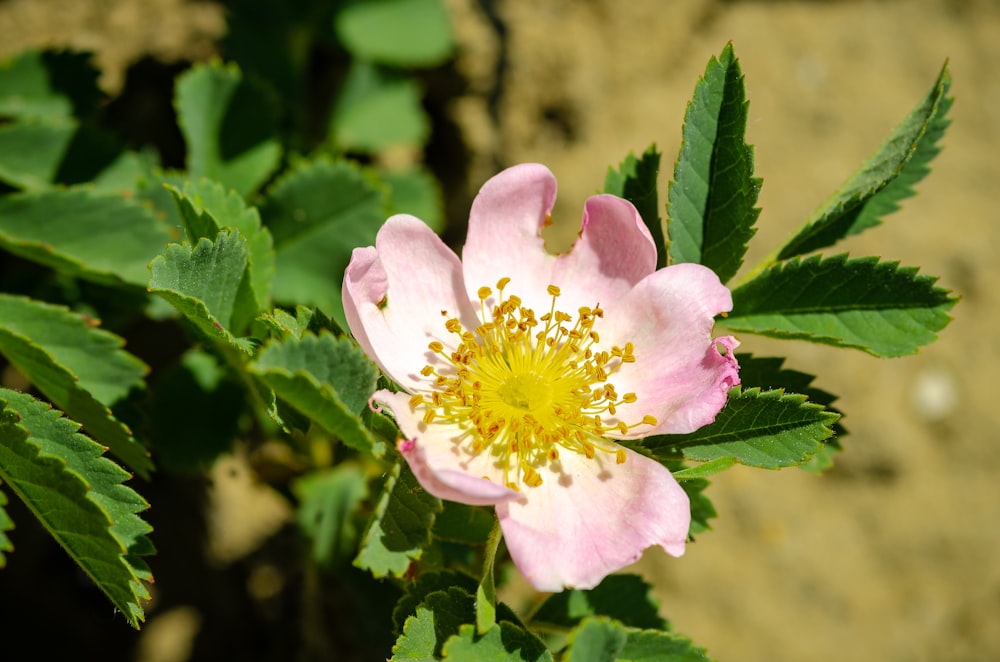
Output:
[[1, 0, 998, 660]]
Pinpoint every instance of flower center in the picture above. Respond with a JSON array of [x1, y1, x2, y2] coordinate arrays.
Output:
[[409, 277, 657, 490], [497, 372, 549, 412]]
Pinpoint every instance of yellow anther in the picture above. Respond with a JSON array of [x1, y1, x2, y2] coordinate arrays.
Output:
[[641, 415, 658, 426], [411, 280, 649, 491], [522, 467, 544, 487]]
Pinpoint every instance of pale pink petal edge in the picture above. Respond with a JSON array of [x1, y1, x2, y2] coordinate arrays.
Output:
[[550, 194, 658, 313], [496, 448, 690, 592], [461, 163, 558, 309], [371, 390, 519, 507], [343, 215, 476, 392], [602, 263, 740, 437]]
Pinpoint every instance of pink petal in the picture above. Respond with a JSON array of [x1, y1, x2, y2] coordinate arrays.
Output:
[[373, 390, 520, 506], [550, 194, 658, 314], [601, 263, 740, 436], [461, 164, 558, 310], [343, 215, 478, 393], [496, 447, 689, 591]]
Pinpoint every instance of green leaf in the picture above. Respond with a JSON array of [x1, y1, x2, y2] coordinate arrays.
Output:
[[167, 178, 275, 331], [736, 353, 846, 439], [562, 617, 627, 662], [643, 387, 838, 469], [0, 49, 101, 121], [149, 350, 244, 472], [89, 148, 161, 194], [250, 332, 381, 453], [0, 389, 152, 627], [43, 124, 124, 186], [774, 63, 952, 261], [130, 169, 187, 235], [680, 477, 716, 536], [174, 61, 281, 196], [667, 43, 760, 283], [0, 119, 125, 191], [392, 570, 479, 634], [256, 305, 344, 341], [0, 294, 147, 406], [0, 120, 75, 189], [617, 628, 710, 662], [331, 60, 430, 152], [531, 574, 667, 631], [335, 0, 455, 68], [261, 157, 386, 329], [604, 146, 666, 269], [670, 456, 735, 480], [725, 254, 956, 357], [0, 188, 174, 287], [355, 460, 441, 578], [0, 487, 13, 567], [293, 463, 368, 568], [382, 166, 445, 233], [0, 297, 152, 476], [441, 622, 553, 662], [392, 587, 476, 660], [148, 229, 252, 354]]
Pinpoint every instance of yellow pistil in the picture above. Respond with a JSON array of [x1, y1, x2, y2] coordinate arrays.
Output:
[[414, 277, 657, 490]]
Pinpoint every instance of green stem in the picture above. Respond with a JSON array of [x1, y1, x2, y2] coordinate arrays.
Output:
[[476, 515, 503, 634]]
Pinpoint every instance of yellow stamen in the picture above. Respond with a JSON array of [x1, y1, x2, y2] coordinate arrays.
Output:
[[412, 277, 655, 489]]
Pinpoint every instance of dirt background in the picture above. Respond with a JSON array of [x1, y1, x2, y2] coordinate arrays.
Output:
[[1, 0, 998, 660]]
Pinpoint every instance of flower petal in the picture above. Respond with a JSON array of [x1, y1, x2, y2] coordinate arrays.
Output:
[[461, 163, 558, 309], [602, 263, 740, 436], [373, 390, 520, 506], [496, 447, 689, 591], [550, 194, 658, 314], [343, 215, 478, 392]]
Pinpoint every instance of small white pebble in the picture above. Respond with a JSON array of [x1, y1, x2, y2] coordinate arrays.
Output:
[[910, 366, 958, 422]]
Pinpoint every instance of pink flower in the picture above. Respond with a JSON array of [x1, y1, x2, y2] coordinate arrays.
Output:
[[343, 164, 739, 591]]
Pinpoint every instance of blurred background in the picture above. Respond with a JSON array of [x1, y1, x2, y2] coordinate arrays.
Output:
[[0, 0, 997, 660]]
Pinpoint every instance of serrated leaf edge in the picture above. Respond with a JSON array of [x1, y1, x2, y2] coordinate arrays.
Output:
[[0, 392, 153, 627]]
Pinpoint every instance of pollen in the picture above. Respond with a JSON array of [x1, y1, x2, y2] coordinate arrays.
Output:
[[412, 278, 657, 490]]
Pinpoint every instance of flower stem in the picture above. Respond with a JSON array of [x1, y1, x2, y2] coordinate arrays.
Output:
[[476, 515, 503, 634]]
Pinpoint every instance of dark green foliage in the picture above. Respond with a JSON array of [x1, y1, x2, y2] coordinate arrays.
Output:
[[775, 64, 952, 260], [667, 43, 760, 282], [726, 254, 956, 357]]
